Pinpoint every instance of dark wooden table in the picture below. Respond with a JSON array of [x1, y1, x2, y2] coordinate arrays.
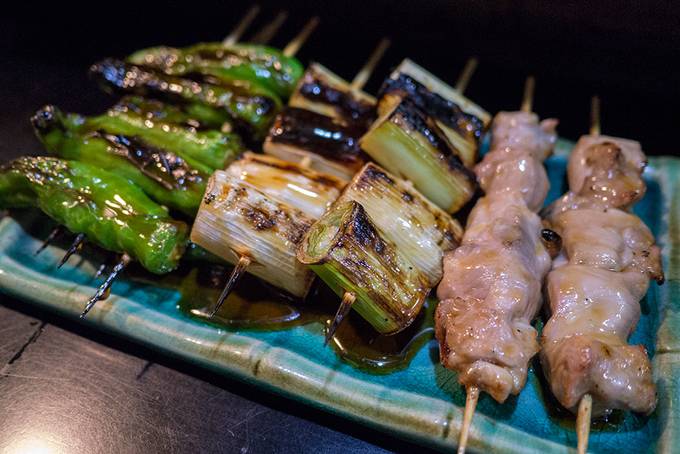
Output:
[[2, 2, 678, 452]]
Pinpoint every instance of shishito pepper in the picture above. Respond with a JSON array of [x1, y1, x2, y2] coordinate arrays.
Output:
[[32, 105, 210, 217], [0, 157, 188, 274], [112, 96, 233, 131], [297, 200, 430, 335], [128, 43, 304, 99], [36, 103, 242, 172], [90, 59, 282, 139]]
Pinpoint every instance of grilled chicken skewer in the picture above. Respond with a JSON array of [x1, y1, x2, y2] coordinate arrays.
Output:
[[540, 97, 663, 454], [434, 77, 558, 454]]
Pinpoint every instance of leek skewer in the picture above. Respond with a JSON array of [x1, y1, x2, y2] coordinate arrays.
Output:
[[264, 38, 390, 180]]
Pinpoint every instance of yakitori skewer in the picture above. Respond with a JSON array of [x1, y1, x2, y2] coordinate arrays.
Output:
[[433, 77, 558, 454], [264, 38, 391, 179], [222, 5, 261, 46], [576, 95, 599, 454], [282, 17, 320, 57], [539, 95, 662, 454], [249, 10, 289, 44]]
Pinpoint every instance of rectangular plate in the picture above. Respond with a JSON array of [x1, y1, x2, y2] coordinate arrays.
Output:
[[0, 140, 678, 453]]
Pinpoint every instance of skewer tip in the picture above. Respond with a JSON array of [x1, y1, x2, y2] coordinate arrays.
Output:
[[223, 4, 261, 46], [80, 253, 131, 318], [209, 255, 251, 318], [35, 226, 62, 255], [576, 394, 593, 454], [454, 57, 479, 94], [324, 291, 355, 346], [350, 37, 391, 91], [283, 16, 320, 57], [249, 10, 289, 44], [57, 233, 85, 268], [590, 96, 601, 136], [520, 75, 535, 113], [458, 386, 479, 454]]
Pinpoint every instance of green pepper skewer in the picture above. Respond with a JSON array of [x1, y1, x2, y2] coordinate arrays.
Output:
[[32, 105, 211, 217], [90, 59, 281, 139], [0, 157, 188, 275], [46, 104, 242, 171]]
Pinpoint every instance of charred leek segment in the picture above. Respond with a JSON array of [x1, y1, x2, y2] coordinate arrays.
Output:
[[128, 43, 304, 99], [225, 152, 345, 219], [0, 157, 188, 275], [89, 59, 281, 139], [263, 107, 366, 181], [190, 171, 316, 298], [336, 163, 462, 286], [360, 99, 477, 214], [298, 201, 430, 334], [32, 105, 209, 217], [378, 59, 491, 168], [289, 63, 376, 129]]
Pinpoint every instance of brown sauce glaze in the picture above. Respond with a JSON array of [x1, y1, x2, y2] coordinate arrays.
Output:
[[133, 263, 434, 374]]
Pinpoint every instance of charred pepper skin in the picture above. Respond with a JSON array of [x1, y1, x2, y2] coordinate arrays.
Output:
[[36, 104, 242, 172], [128, 43, 304, 99], [0, 157, 188, 274], [113, 96, 231, 131], [32, 105, 209, 217], [90, 59, 281, 140]]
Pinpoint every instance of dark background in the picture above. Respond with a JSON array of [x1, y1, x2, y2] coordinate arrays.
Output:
[[0, 2, 679, 453]]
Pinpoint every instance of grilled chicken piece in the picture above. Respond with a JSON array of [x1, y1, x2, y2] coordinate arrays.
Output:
[[435, 111, 557, 402], [547, 135, 647, 216], [541, 134, 663, 417]]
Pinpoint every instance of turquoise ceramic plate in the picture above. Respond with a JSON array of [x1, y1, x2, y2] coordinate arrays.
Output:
[[0, 140, 678, 453]]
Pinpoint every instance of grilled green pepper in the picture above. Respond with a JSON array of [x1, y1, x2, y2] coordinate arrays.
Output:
[[0, 157, 188, 274], [90, 59, 282, 139], [40, 103, 241, 171], [113, 96, 233, 130], [128, 43, 304, 99], [32, 105, 209, 217]]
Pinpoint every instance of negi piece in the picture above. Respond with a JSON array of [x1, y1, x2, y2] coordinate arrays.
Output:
[[360, 97, 478, 213], [264, 41, 389, 180], [377, 59, 490, 168], [298, 200, 430, 334], [190, 154, 344, 298]]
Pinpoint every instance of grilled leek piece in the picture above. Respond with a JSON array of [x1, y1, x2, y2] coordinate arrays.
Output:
[[191, 171, 315, 297], [378, 59, 490, 168], [263, 107, 366, 181], [289, 63, 376, 128], [191, 156, 344, 298], [298, 201, 430, 334], [336, 163, 463, 286], [225, 153, 345, 219], [360, 98, 477, 214]]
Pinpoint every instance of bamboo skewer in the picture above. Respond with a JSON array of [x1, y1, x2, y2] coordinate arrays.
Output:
[[457, 75, 536, 454], [577, 394, 593, 454], [35, 226, 62, 255], [223, 5, 261, 46], [250, 11, 289, 44], [58, 233, 85, 268], [575, 95, 600, 453], [458, 386, 479, 454], [283, 17, 320, 57], [210, 256, 251, 318], [350, 38, 391, 92], [455, 57, 479, 93], [81, 253, 131, 318]]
